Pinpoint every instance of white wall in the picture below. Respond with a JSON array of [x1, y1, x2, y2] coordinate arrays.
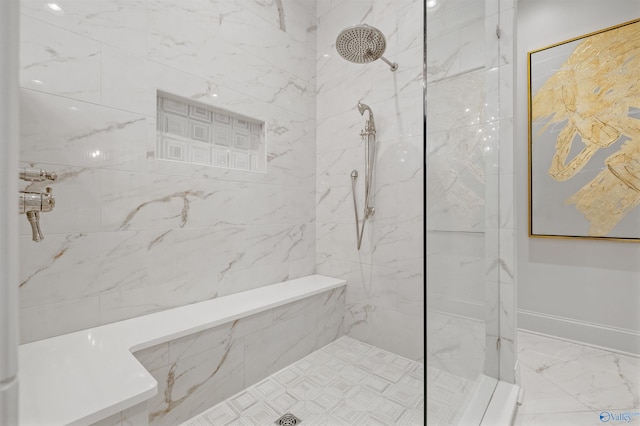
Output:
[[18, 0, 318, 343], [517, 0, 640, 354]]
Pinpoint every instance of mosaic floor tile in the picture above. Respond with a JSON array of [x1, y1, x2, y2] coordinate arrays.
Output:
[[181, 336, 424, 426]]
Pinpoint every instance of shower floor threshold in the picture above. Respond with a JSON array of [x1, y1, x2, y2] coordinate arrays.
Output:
[[480, 380, 520, 425], [180, 336, 424, 425], [455, 375, 520, 426]]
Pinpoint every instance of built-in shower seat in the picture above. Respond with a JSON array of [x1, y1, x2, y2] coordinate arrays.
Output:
[[18, 275, 345, 426]]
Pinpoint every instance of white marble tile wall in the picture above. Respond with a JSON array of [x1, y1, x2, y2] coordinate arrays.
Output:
[[425, 0, 517, 384], [18, 0, 318, 343], [315, 0, 424, 361], [90, 402, 149, 426], [131, 287, 344, 426]]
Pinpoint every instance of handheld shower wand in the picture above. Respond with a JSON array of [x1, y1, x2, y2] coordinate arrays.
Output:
[[351, 101, 377, 250]]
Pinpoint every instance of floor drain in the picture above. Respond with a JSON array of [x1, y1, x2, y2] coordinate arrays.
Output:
[[274, 413, 301, 425]]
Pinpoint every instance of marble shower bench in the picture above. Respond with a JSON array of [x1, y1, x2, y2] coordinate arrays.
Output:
[[19, 275, 346, 425]]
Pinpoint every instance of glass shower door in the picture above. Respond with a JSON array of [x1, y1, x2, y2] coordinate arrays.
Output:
[[425, 0, 503, 423]]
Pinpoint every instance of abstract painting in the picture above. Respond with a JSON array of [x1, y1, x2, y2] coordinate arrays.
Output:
[[528, 19, 640, 241]]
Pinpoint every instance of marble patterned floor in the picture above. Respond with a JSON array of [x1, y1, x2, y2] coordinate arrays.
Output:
[[180, 336, 424, 425], [514, 331, 640, 425]]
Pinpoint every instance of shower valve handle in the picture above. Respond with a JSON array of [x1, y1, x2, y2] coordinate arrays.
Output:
[[19, 188, 55, 242]]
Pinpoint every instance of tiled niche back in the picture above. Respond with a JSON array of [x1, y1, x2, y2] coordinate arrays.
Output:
[[156, 92, 266, 172]]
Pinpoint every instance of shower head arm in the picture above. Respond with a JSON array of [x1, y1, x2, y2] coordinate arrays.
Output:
[[378, 55, 398, 72]]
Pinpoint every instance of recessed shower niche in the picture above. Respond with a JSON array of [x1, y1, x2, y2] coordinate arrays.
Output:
[[156, 92, 266, 172]]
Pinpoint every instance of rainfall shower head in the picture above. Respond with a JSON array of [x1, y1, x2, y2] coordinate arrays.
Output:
[[335, 24, 398, 72]]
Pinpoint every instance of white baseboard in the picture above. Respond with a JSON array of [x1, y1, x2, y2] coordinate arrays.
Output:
[[518, 309, 640, 357]]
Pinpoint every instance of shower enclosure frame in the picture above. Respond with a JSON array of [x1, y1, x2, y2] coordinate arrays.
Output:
[[0, 0, 20, 424]]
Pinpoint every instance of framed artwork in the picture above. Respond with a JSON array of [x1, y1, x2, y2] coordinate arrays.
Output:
[[528, 18, 640, 241]]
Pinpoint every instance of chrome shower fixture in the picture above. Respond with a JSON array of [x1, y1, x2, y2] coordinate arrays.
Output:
[[350, 101, 377, 250], [18, 167, 56, 242], [335, 24, 398, 72], [19, 167, 57, 182]]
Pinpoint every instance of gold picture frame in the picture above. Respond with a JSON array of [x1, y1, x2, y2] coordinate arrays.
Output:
[[528, 18, 640, 241]]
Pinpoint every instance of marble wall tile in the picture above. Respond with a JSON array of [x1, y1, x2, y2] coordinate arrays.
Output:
[[168, 323, 236, 365], [98, 277, 217, 325], [148, 340, 245, 426], [20, 15, 101, 103], [19, 231, 148, 307], [373, 0, 418, 45], [134, 343, 170, 373], [368, 53, 424, 106], [233, 310, 276, 339], [245, 0, 316, 47], [288, 255, 317, 279], [371, 307, 424, 361], [315, 0, 423, 361], [499, 118, 514, 174], [369, 95, 424, 142], [215, 262, 292, 297], [484, 172, 500, 228], [460, 18, 487, 72], [316, 110, 367, 154], [19, 295, 100, 343], [21, 0, 148, 55], [371, 216, 423, 262], [20, 90, 148, 172], [316, 68, 372, 121], [397, 267, 424, 318], [316, 0, 373, 53], [128, 289, 344, 425], [498, 6, 515, 67], [101, 46, 153, 116], [343, 264, 398, 311], [316, 185, 353, 225], [344, 302, 375, 344], [90, 410, 123, 426], [19, 0, 318, 341], [148, 9, 314, 118], [244, 315, 316, 386], [499, 282, 516, 382], [315, 286, 347, 348], [122, 402, 149, 426], [92, 401, 149, 426], [216, 3, 316, 82], [375, 136, 423, 183]]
